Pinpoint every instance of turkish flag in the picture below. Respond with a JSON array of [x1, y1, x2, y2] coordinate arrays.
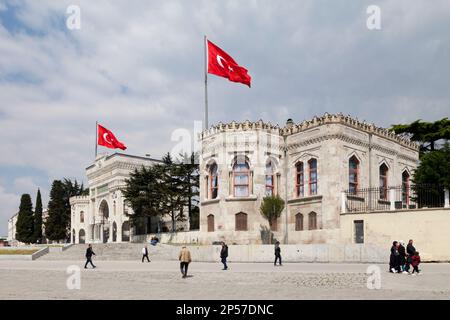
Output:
[[97, 124, 127, 150], [207, 40, 251, 87]]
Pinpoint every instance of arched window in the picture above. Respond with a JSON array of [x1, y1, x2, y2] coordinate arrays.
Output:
[[265, 161, 275, 196], [295, 162, 304, 197], [79, 229, 86, 244], [349, 156, 359, 194], [379, 164, 389, 200], [80, 211, 84, 223], [233, 159, 250, 197], [122, 221, 130, 242], [235, 212, 248, 231], [207, 214, 214, 232], [402, 171, 410, 205], [295, 213, 304, 231], [308, 159, 318, 195], [209, 163, 218, 199], [308, 212, 317, 230]]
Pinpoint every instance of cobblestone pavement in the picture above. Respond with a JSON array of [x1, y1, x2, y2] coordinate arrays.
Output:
[[1, 260, 449, 299]]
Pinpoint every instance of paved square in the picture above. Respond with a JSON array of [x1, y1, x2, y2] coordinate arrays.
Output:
[[1, 260, 450, 299]]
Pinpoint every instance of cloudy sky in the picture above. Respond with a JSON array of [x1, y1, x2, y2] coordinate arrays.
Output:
[[1, 0, 449, 235]]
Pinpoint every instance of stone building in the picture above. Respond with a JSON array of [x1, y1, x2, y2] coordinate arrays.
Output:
[[198, 113, 419, 244], [70, 153, 162, 244], [69, 113, 422, 246], [7, 209, 49, 245]]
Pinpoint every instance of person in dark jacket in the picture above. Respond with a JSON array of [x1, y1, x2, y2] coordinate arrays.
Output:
[[84, 244, 96, 269], [142, 245, 150, 263], [220, 242, 228, 270], [389, 241, 399, 273], [405, 239, 416, 272], [410, 251, 421, 275], [274, 241, 282, 266], [398, 241, 407, 273]]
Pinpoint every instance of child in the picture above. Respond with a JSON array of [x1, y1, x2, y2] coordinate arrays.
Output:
[[410, 251, 421, 275]]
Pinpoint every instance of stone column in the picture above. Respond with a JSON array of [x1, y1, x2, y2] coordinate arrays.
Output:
[[445, 189, 450, 208], [108, 221, 114, 243], [341, 192, 347, 214], [117, 222, 122, 243], [389, 188, 396, 211]]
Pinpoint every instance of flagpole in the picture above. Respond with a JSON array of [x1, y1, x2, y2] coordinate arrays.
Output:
[[204, 35, 208, 130], [95, 121, 98, 159]]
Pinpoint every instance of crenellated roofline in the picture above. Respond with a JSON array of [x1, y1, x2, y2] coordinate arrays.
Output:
[[200, 113, 419, 151]]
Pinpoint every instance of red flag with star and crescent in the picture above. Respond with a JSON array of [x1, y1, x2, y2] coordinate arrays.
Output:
[[97, 124, 127, 150], [207, 40, 251, 87]]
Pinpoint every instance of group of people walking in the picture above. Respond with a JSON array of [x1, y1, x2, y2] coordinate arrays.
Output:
[[83, 240, 283, 274], [85, 239, 422, 277], [389, 239, 421, 275]]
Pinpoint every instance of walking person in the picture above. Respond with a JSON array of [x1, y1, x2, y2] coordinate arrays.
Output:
[[274, 241, 282, 266], [179, 245, 192, 278], [142, 245, 150, 263], [410, 251, 421, 275], [220, 242, 228, 270], [389, 241, 399, 273], [84, 244, 96, 269], [405, 239, 416, 272], [398, 240, 407, 273]]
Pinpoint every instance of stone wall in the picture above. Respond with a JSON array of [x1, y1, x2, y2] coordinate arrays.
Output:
[[340, 208, 450, 261]]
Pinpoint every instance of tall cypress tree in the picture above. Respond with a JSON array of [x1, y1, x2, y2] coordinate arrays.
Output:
[[15, 194, 34, 243], [34, 189, 43, 243], [45, 180, 67, 241]]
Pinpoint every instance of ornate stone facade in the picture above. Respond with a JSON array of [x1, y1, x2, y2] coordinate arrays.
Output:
[[70, 153, 162, 244], [199, 113, 419, 244]]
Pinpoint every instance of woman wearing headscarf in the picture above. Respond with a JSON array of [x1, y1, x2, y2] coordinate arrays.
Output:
[[389, 241, 399, 273]]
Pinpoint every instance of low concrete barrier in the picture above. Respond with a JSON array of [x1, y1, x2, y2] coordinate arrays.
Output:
[[48, 244, 73, 253], [164, 244, 388, 263], [0, 246, 49, 261]]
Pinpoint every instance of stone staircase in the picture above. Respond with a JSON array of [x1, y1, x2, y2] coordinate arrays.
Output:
[[38, 243, 177, 261]]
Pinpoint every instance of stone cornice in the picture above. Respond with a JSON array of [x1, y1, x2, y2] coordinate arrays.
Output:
[[87, 161, 152, 180], [200, 113, 419, 151], [69, 196, 89, 205], [286, 133, 418, 163], [200, 120, 280, 139], [202, 132, 417, 164]]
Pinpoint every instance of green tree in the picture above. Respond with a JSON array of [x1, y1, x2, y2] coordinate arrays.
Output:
[[45, 180, 68, 241], [123, 165, 164, 231], [33, 189, 43, 243], [391, 118, 450, 152], [413, 143, 450, 189], [260, 195, 285, 231], [159, 153, 187, 232], [122, 152, 200, 233], [180, 152, 200, 230], [15, 194, 34, 243]]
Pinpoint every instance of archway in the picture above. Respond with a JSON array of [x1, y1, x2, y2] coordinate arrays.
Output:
[[72, 229, 75, 243], [99, 200, 110, 243], [122, 221, 130, 242], [79, 229, 86, 244]]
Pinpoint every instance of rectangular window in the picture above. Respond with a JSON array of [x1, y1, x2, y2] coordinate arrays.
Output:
[[296, 163, 304, 197], [265, 175, 274, 196], [234, 173, 249, 197], [354, 220, 364, 244], [309, 159, 317, 196]]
